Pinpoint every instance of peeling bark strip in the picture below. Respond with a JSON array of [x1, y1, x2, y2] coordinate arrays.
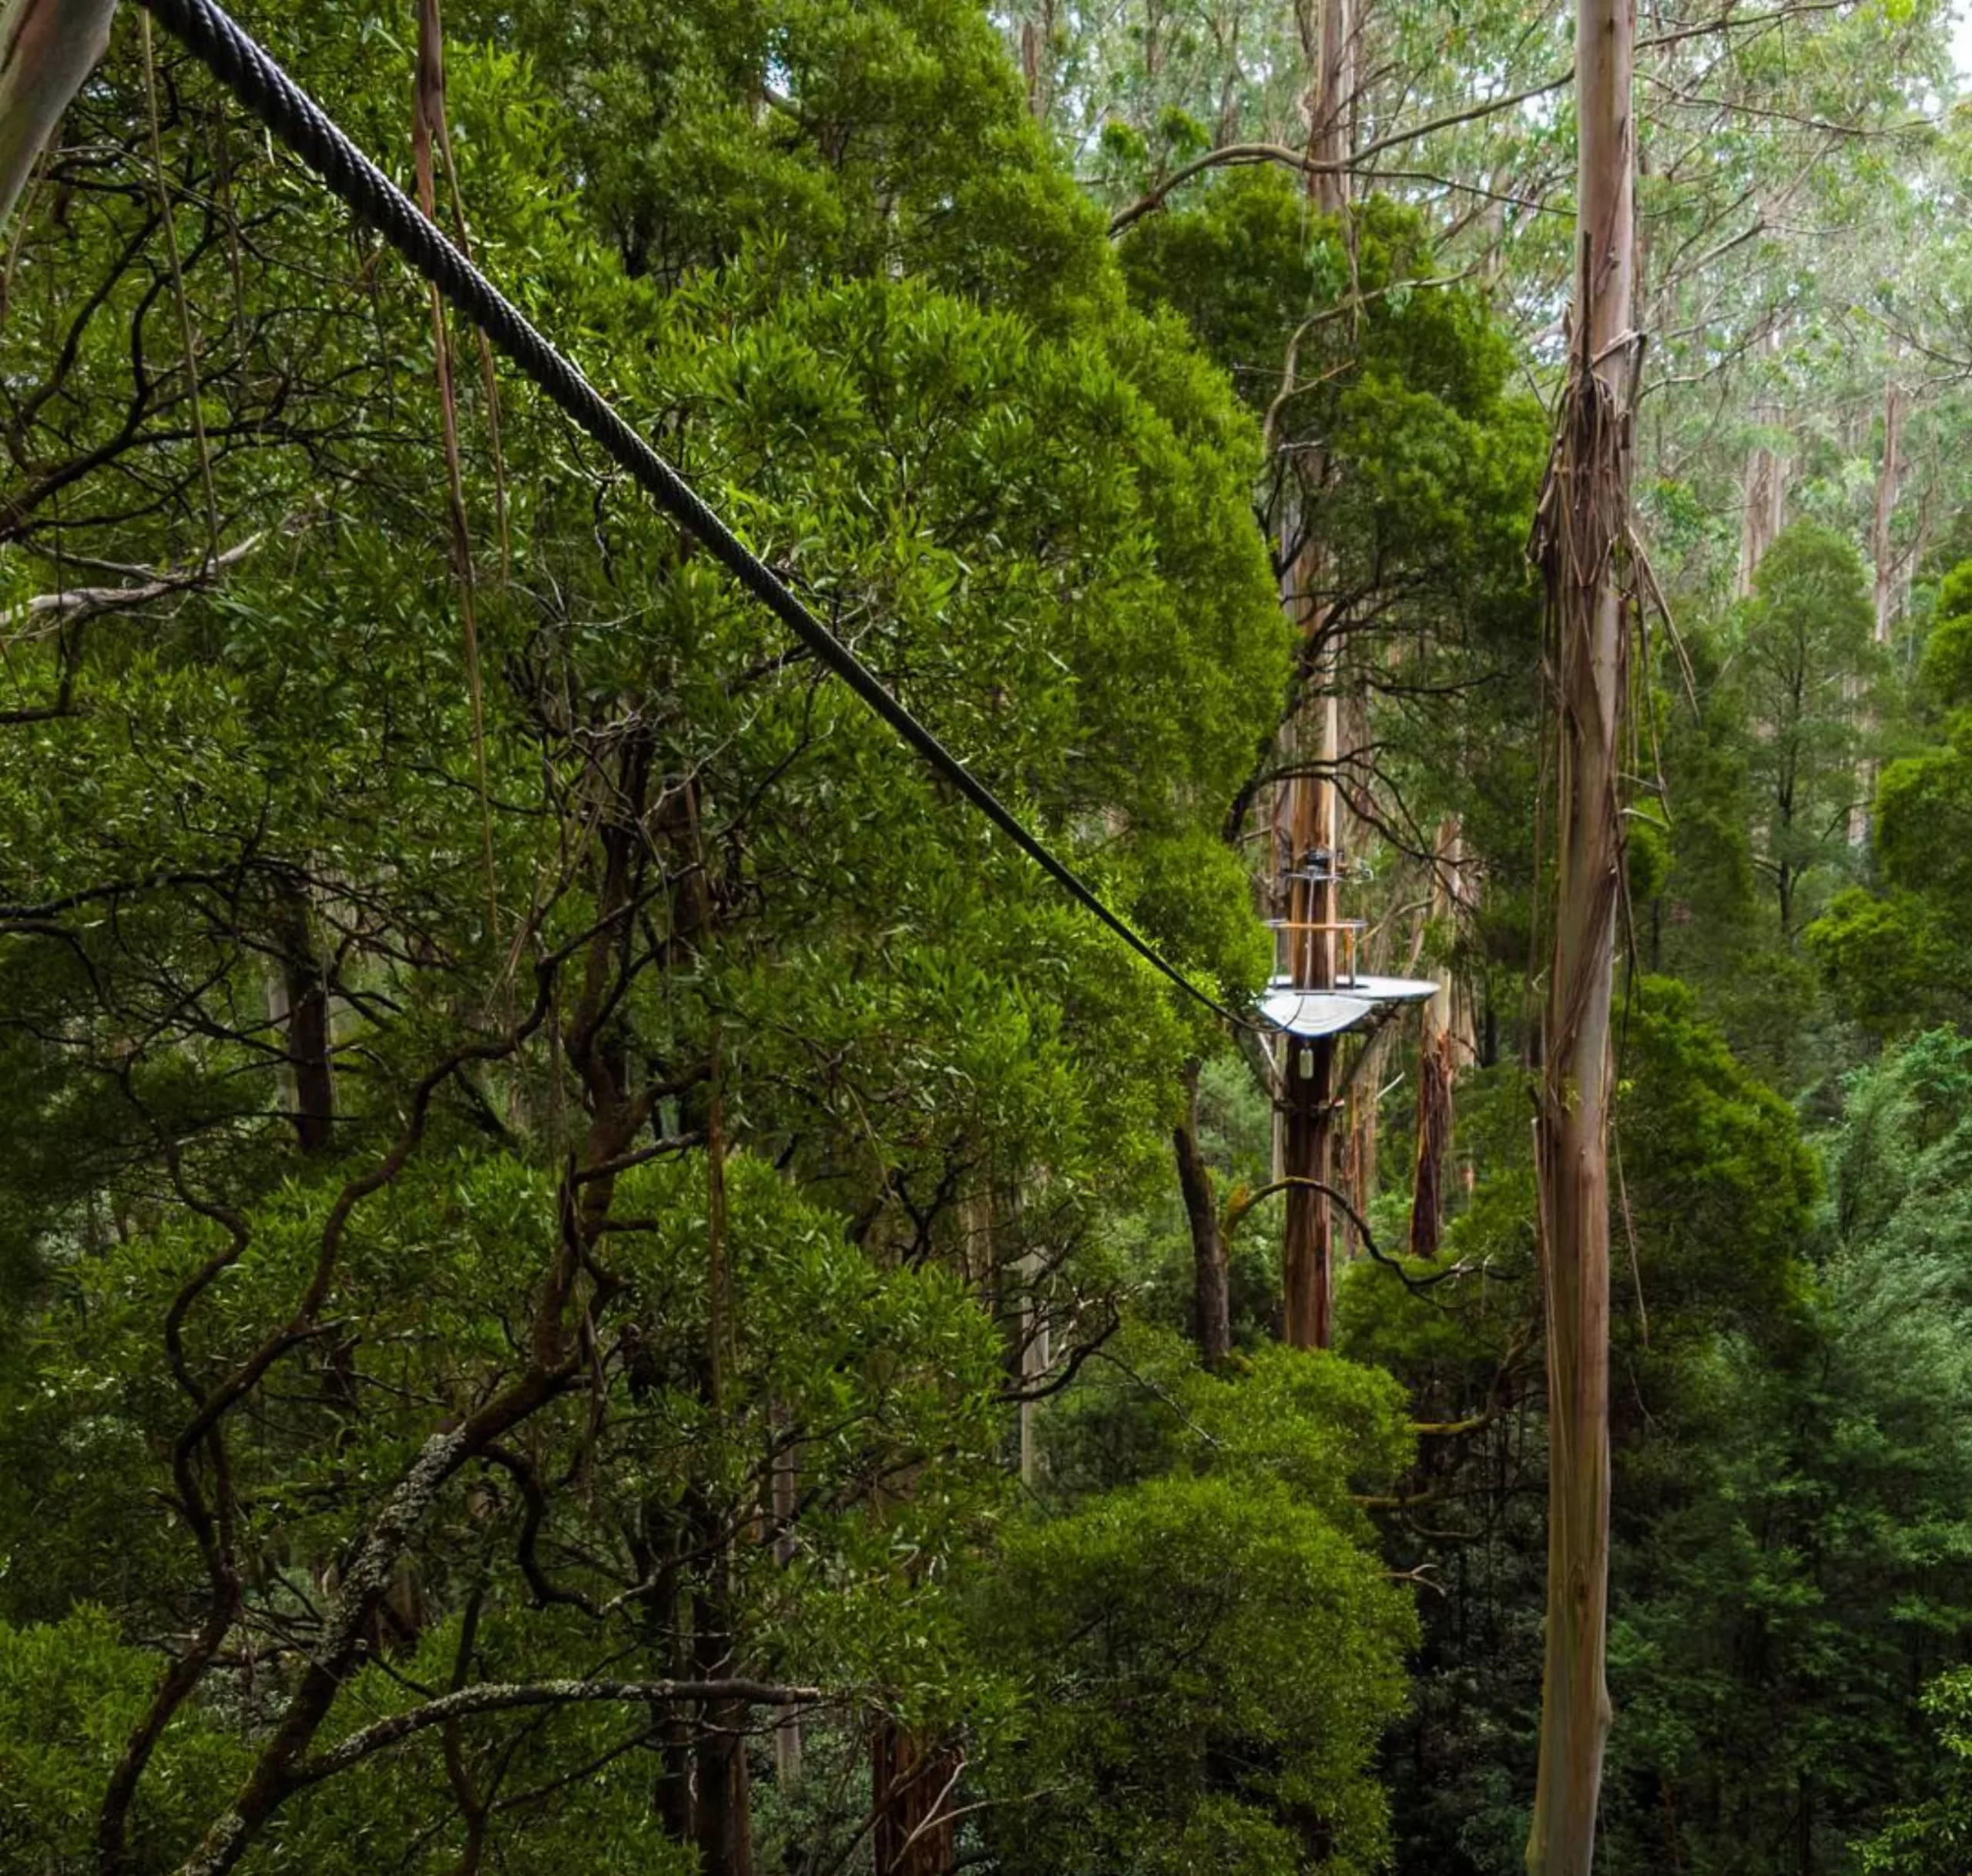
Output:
[[1526, 0, 1636, 1861]]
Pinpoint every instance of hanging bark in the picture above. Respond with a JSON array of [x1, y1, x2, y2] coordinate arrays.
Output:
[[0, 0, 117, 231], [1526, 0, 1635, 1859], [412, 0, 499, 930], [1174, 1060, 1232, 1369]]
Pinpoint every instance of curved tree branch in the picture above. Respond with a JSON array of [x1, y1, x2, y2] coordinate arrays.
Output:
[[293, 1678, 825, 1787]]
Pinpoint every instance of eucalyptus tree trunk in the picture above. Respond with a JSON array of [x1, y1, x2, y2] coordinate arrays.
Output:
[[1736, 333, 1786, 600], [1871, 378, 1906, 644], [1852, 377, 1907, 843], [1527, 0, 1635, 1861], [1281, 608, 1340, 1352], [1409, 818, 1464, 1261], [1300, 0, 1351, 216]]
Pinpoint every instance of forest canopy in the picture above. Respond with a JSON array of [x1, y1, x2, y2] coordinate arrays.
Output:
[[2, 1, 1971, 1874]]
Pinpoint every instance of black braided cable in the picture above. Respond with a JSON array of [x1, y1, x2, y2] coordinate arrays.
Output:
[[130, 0, 1250, 1030]]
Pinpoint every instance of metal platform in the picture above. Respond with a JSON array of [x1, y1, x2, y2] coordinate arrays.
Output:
[[1259, 988, 1380, 1038]]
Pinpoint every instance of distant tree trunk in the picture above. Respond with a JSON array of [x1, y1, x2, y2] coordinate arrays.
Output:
[[1019, 1, 1055, 120], [1342, 1027, 1383, 1259], [1337, 676, 1377, 1260], [770, 1425, 803, 1791], [1736, 336, 1786, 599], [271, 882, 334, 1154], [1410, 817, 1463, 1261], [1871, 379, 1906, 645], [1300, 0, 1351, 218], [1527, 0, 1635, 1861], [1409, 1027, 1454, 1260], [873, 1725, 958, 1876], [691, 1055, 753, 1876], [1174, 1060, 1232, 1368], [1852, 377, 1907, 844], [692, 1574, 753, 1876]]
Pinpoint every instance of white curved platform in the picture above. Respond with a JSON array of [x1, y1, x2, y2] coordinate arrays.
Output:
[[1259, 989, 1379, 1038]]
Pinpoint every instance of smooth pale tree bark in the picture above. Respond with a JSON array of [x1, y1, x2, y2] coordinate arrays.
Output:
[[1527, 0, 1635, 1864], [1852, 376, 1907, 843], [0, 0, 118, 228], [1298, 0, 1351, 218], [1736, 335, 1788, 600], [1871, 378, 1907, 644]]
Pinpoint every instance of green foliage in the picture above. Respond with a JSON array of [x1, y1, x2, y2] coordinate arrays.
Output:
[[1809, 558, 1972, 1039], [1858, 1668, 1972, 1873], [1730, 519, 1883, 937], [0, 4, 1300, 1868], [978, 1332, 1416, 1875], [1917, 559, 1972, 710], [1601, 1028, 1972, 1872], [0, 1608, 244, 1872]]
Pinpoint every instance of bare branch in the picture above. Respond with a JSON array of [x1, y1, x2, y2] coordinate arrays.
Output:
[[294, 1679, 825, 1787]]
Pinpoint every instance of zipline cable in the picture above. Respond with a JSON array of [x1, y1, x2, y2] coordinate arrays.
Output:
[[130, 0, 1251, 1031]]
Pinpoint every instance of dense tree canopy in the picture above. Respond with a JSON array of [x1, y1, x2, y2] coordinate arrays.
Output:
[[4, 0, 1972, 1873]]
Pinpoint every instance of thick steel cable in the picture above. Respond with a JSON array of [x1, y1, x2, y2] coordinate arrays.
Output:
[[131, 0, 1249, 1030]]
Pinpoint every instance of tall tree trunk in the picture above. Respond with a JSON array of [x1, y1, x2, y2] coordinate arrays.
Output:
[[1019, 1, 1055, 120], [1847, 377, 1905, 844], [1736, 334, 1786, 599], [1174, 1060, 1232, 1368], [1300, 0, 1351, 217], [1850, 376, 1907, 844], [1276, 0, 1353, 1335], [1527, 0, 1635, 1861], [691, 1577, 753, 1876], [1282, 612, 1340, 1351], [770, 1422, 803, 1791], [1409, 819, 1463, 1259], [1871, 378, 1906, 645], [873, 1725, 958, 1876]]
